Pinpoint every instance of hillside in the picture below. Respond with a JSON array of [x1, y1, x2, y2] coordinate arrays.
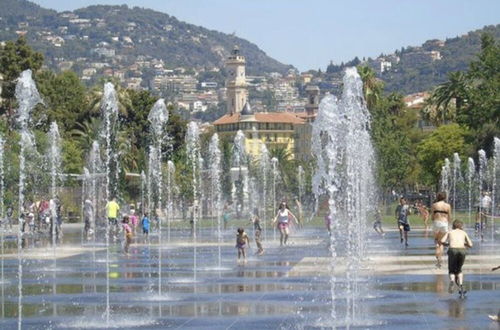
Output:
[[0, 0, 292, 79], [325, 24, 500, 94]]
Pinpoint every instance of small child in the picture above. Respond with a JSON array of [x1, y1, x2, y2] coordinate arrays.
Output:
[[251, 212, 264, 255], [129, 208, 138, 234], [440, 219, 473, 298], [141, 212, 150, 241], [122, 216, 133, 254], [395, 197, 410, 247], [235, 227, 250, 263], [373, 209, 385, 236]]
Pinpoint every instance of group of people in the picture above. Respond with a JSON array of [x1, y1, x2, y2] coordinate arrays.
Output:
[[393, 192, 475, 298], [235, 201, 299, 263], [1, 197, 63, 243]]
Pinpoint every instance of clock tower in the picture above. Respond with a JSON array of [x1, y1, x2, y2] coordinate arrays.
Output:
[[226, 46, 248, 115]]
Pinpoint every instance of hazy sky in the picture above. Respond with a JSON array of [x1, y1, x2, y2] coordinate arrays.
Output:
[[31, 0, 500, 71]]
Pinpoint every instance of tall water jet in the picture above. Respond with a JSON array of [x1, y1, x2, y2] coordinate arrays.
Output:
[[100, 83, 119, 202], [312, 67, 375, 326], [233, 130, 247, 217], [440, 158, 451, 199], [15, 69, 43, 330], [99, 83, 119, 326], [478, 150, 487, 240], [0, 135, 4, 318], [260, 144, 270, 240], [209, 134, 223, 269], [467, 158, 475, 227], [48, 122, 62, 246], [452, 153, 462, 218], [166, 161, 175, 243], [271, 157, 279, 241], [47, 122, 62, 320], [492, 137, 500, 240], [186, 122, 200, 283], [297, 165, 305, 224], [147, 98, 169, 298], [87, 141, 103, 240]]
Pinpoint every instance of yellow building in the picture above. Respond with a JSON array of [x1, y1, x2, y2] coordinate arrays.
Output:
[[213, 46, 306, 160], [213, 103, 304, 159]]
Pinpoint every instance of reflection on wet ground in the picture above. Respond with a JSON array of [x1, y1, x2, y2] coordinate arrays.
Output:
[[0, 225, 498, 329]]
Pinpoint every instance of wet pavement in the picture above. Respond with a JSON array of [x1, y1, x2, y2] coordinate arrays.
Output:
[[0, 223, 498, 329]]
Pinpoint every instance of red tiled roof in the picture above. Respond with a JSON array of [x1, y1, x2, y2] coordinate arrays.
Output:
[[213, 112, 305, 125]]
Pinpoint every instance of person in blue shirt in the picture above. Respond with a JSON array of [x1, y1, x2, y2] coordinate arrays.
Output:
[[141, 212, 150, 242]]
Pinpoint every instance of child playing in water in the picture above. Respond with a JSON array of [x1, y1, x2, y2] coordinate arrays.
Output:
[[440, 219, 473, 298], [250, 211, 264, 255], [141, 212, 150, 241], [373, 209, 385, 236], [122, 216, 133, 254], [235, 227, 250, 263]]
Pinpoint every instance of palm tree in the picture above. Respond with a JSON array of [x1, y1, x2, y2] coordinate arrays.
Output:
[[428, 71, 470, 123], [70, 117, 102, 152], [357, 65, 384, 110]]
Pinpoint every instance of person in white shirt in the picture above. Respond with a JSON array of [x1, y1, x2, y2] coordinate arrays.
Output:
[[441, 220, 473, 298]]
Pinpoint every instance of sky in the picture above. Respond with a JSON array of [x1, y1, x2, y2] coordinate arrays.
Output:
[[31, 0, 500, 71]]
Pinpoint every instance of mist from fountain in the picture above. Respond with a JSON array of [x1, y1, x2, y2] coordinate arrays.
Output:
[[311, 67, 376, 327]]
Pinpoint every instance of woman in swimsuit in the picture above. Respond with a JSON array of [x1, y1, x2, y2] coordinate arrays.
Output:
[[431, 192, 451, 268], [273, 202, 298, 246]]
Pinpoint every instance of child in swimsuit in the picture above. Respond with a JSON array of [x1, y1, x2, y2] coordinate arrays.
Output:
[[235, 227, 250, 263], [122, 216, 133, 254]]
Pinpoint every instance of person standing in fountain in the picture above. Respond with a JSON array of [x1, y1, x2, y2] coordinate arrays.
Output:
[[273, 202, 299, 246], [129, 207, 138, 234], [250, 209, 264, 255], [122, 215, 133, 254], [440, 220, 472, 298], [106, 197, 120, 242], [373, 209, 385, 236], [83, 199, 94, 241], [141, 212, 150, 242], [415, 200, 430, 231], [235, 227, 250, 263], [395, 197, 410, 247], [5, 205, 13, 232], [431, 192, 451, 268]]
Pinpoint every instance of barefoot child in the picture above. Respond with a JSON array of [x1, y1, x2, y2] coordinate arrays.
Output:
[[250, 211, 264, 255], [122, 216, 133, 254], [235, 227, 250, 263], [441, 219, 473, 298], [141, 212, 150, 242]]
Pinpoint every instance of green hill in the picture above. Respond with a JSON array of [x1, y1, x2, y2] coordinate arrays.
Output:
[[0, 0, 292, 78], [326, 24, 500, 94]]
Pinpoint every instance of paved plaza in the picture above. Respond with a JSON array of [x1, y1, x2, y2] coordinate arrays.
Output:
[[0, 224, 498, 329]]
